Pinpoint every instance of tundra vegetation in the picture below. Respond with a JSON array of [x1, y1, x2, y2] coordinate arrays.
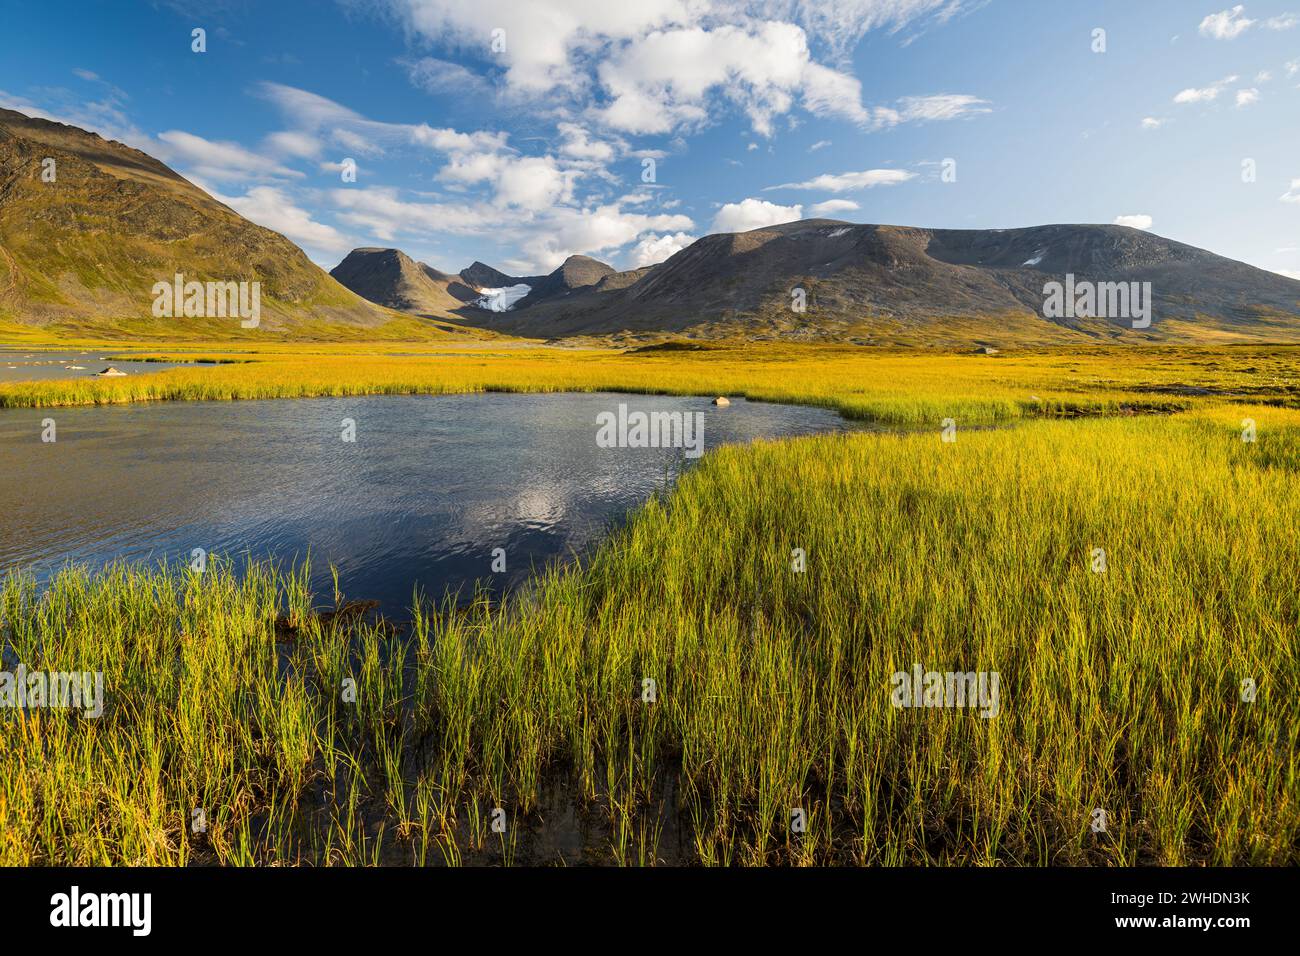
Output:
[[1, 342, 1297, 865]]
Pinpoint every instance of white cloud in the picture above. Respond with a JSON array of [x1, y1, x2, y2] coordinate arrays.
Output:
[[896, 93, 991, 122], [629, 231, 696, 266], [801, 61, 871, 125], [767, 167, 914, 191], [402, 56, 492, 97], [0, 89, 148, 150], [1173, 74, 1238, 103], [492, 155, 576, 210], [204, 183, 352, 255], [1199, 6, 1254, 39], [808, 139, 832, 151], [1113, 214, 1153, 230], [1281, 179, 1300, 202], [527, 206, 694, 268], [710, 197, 802, 232], [761, 0, 981, 56], [808, 198, 860, 216], [155, 130, 301, 182], [265, 130, 321, 159], [597, 21, 809, 136], [1141, 116, 1166, 129], [330, 186, 693, 271], [371, 2, 983, 137], [1197, 6, 1297, 39], [557, 122, 617, 163], [376, 0, 973, 93], [258, 82, 507, 159], [1235, 87, 1260, 107]]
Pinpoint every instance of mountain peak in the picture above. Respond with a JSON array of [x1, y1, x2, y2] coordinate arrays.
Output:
[[0, 108, 393, 332]]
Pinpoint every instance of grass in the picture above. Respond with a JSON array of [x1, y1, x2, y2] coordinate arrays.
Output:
[[5, 340, 1276, 425], [1, 345, 1298, 865]]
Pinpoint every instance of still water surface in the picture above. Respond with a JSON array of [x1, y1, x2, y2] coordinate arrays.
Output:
[[0, 392, 847, 614]]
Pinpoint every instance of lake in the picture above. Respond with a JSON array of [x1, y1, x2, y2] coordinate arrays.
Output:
[[0, 392, 847, 615], [0, 349, 216, 382]]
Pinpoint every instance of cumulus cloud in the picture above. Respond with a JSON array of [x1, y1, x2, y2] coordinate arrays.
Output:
[[710, 197, 802, 232], [1199, 6, 1254, 39], [1141, 116, 1166, 129], [370, 1, 985, 136], [1280, 179, 1300, 202], [1197, 6, 1297, 39], [629, 231, 696, 266], [1113, 214, 1153, 230], [1235, 87, 1259, 107], [807, 198, 860, 216], [767, 167, 914, 191], [330, 186, 693, 271], [557, 122, 618, 163]]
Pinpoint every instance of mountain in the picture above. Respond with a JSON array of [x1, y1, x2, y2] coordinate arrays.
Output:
[[343, 220, 1300, 345], [329, 247, 479, 315], [0, 108, 444, 338], [337, 250, 624, 319]]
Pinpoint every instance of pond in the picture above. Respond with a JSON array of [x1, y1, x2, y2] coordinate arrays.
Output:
[[0, 349, 215, 382], [0, 392, 848, 615]]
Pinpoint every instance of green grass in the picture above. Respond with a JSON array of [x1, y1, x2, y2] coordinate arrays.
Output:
[[3, 401, 1297, 865]]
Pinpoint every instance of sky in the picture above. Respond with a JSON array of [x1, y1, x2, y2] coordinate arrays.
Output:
[[1, 0, 1297, 279]]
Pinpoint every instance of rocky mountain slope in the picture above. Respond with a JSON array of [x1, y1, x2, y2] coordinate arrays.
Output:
[[337, 221, 1300, 345], [0, 108, 423, 337]]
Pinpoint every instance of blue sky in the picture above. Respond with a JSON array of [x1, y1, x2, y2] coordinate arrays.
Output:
[[2, 0, 1298, 278]]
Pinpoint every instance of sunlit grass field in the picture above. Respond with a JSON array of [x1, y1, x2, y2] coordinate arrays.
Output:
[[7, 340, 1296, 423], [1, 343, 1297, 865]]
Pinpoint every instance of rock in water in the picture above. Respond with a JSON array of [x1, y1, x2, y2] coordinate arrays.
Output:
[[712, 396, 731, 406], [97, 367, 127, 377]]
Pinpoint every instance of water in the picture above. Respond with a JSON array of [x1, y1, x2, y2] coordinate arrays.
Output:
[[0, 392, 847, 615], [0, 349, 215, 382]]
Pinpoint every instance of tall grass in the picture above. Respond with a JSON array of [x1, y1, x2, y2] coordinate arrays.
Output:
[[0, 342, 1226, 426], [2, 405, 1296, 865]]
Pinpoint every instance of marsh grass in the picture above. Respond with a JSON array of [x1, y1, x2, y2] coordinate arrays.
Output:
[[0, 342, 1225, 427], [2, 403, 1296, 865]]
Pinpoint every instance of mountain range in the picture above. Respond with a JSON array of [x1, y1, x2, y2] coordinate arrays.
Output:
[[331, 221, 1300, 346], [2, 107, 1297, 345]]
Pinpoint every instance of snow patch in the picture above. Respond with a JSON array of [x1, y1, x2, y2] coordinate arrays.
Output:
[[474, 283, 531, 312], [826, 227, 851, 238], [1022, 248, 1047, 266]]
